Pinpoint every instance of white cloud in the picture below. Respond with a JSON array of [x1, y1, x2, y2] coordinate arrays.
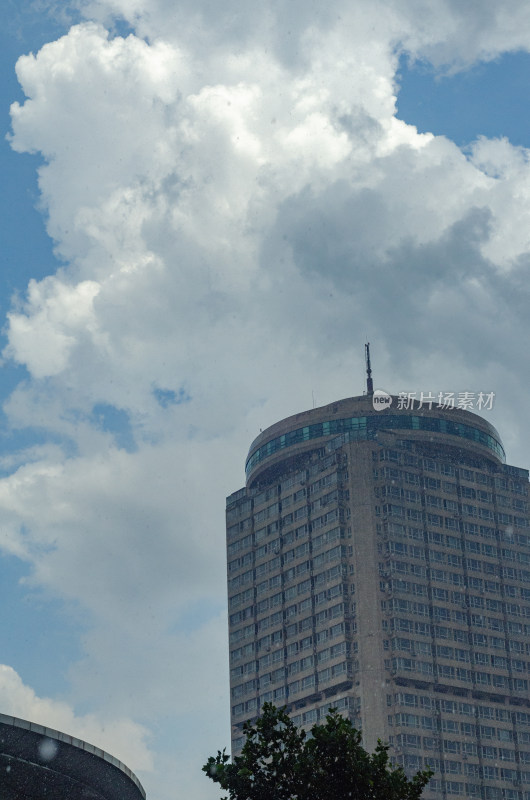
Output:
[[75, 0, 530, 71], [0, 440, 234, 622], [6, 278, 100, 378], [3, 3, 530, 799]]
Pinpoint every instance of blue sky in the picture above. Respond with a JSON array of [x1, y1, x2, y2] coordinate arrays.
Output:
[[1, 7, 69, 298], [397, 50, 530, 148], [2, 3, 530, 800], [0, 3, 83, 696]]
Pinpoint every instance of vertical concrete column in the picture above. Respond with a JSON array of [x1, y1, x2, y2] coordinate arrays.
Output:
[[346, 441, 388, 752]]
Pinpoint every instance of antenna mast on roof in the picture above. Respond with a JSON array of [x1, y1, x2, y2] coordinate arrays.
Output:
[[365, 342, 374, 396]]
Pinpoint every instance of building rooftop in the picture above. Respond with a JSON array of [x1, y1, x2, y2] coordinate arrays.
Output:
[[0, 713, 145, 800], [245, 394, 505, 487]]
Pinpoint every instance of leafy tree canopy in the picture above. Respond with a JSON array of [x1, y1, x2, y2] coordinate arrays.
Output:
[[203, 703, 432, 800]]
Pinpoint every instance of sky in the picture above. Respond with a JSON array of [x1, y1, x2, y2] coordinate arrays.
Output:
[[1, 2, 530, 798]]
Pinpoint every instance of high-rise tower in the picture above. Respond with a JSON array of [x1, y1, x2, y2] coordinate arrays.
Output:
[[226, 391, 530, 800]]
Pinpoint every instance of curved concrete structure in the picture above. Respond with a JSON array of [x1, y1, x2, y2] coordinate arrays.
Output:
[[0, 714, 145, 800]]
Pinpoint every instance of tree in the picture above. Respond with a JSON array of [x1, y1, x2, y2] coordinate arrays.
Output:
[[203, 703, 432, 800]]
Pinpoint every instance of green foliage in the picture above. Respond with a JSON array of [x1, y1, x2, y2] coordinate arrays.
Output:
[[203, 703, 432, 800]]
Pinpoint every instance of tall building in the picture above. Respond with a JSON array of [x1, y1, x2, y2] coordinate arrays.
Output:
[[226, 385, 530, 800]]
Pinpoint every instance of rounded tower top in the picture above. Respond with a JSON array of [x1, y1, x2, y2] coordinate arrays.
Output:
[[245, 394, 504, 487]]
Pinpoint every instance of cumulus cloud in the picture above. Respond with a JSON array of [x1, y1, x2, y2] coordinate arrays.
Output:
[[76, 0, 530, 71], [0, 440, 233, 621], [6, 278, 100, 378], [4, 2, 530, 799]]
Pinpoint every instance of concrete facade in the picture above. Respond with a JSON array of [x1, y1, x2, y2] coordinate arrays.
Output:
[[226, 394, 530, 800]]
